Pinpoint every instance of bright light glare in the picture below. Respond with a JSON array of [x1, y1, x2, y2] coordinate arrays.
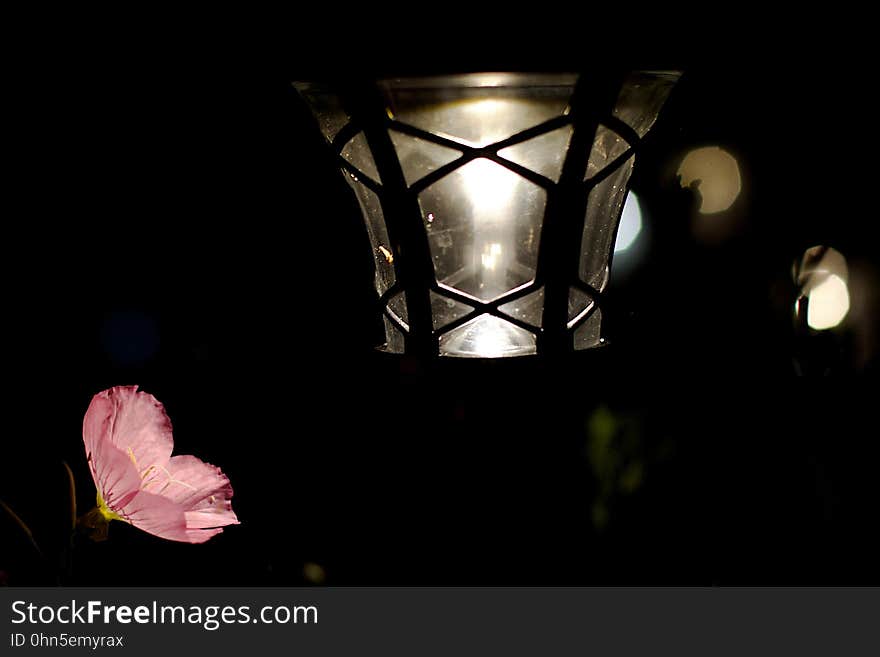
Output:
[[678, 146, 742, 214], [614, 192, 642, 253], [481, 242, 502, 270], [439, 313, 536, 358], [461, 158, 517, 215], [459, 98, 519, 146], [807, 274, 850, 330], [463, 98, 506, 116], [472, 321, 513, 357]]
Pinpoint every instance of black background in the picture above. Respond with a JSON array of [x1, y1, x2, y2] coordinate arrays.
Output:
[[2, 22, 879, 586]]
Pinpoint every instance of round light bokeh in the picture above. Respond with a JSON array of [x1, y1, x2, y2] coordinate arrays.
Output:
[[678, 146, 742, 214], [795, 246, 851, 330], [614, 191, 642, 254], [806, 274, 850, 330]]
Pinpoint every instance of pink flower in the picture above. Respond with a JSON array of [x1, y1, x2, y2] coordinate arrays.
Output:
[[82, 385, 239, 543]]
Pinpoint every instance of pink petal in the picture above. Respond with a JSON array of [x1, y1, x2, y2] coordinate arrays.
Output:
[[163, 455, 239, 528], [161, 455, 235, 507], [91, 439, 142, 511], [118, 490, 224, 544], [185, 510, 236, 529], [83, 386, 174, 482]]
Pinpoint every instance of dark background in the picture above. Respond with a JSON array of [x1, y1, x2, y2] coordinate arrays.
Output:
[[2, 27, 878, 586]]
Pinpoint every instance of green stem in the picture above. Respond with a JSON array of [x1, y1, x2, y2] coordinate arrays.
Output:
[[0, 498, 43, 560], [62, 461, 77, 531]]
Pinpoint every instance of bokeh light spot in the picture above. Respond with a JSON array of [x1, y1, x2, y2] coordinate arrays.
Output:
[[614, 191, 642, 253], [678, 146, 742, 214], [795, 246, 851, 331], [807, 274, 850, 330], [303, 562, 327, 584]]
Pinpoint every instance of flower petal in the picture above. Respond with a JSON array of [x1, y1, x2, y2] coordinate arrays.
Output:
[[159, 455, 239, 527], [119, 490, 224, 544], [83, 386, 174, 482], [90, 438, 142, 512], [158, 455, 232, 506]]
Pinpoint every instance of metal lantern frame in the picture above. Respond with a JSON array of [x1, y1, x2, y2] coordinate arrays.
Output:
[[298, 71, 675, 360]]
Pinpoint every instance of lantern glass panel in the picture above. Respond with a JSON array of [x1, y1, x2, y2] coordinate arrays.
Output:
[[388, 130, 462, 187], [294, 82, 349, 142], [568, 288, 594, 328], [380, 73, 576, 147], [439, 314, 536, 358], [498, 287, 545, 328], [579, 155, 635, 291], [387, 292, 408, 331], [419, 159, 546, 302], [341, 132, 382, 183], [585, 125, 629, 180], [612, 71, 679, 138], [573, 307, 603, 350], [497, 125, 573, 182], [344, 177, 396, 296], [381, 315, 405, 354], [430, 291, 474, 331]]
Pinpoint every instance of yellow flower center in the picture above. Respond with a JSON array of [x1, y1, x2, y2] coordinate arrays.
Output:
[[96, 490, 126, 523]]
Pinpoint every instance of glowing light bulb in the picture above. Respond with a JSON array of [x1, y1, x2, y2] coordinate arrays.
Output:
[[461, 158, 517, 215], [481, 243, 503, 270]]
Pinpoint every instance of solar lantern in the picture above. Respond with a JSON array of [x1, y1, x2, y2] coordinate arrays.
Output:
[[295, 71, 679, 358]]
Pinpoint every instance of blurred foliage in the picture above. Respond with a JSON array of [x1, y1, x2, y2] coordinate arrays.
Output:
[[303, 561, 327, 585], [586, 405, 651, 532]]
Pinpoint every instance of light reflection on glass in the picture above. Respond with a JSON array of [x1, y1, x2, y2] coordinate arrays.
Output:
[[439, 314, 536, 358], [463, 98, 506, 117], [420, 157, 544, 302], [384, 81, 574, 148], [462, 158, 517, 214], [480, 242, 503, 271]]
